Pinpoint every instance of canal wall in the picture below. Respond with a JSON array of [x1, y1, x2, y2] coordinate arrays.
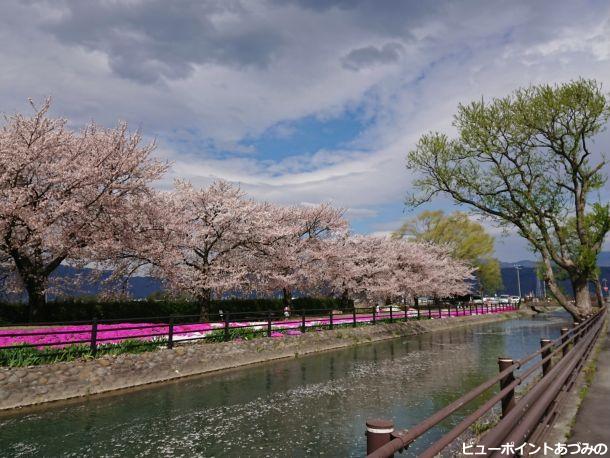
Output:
[[0, 310, 532, 411]]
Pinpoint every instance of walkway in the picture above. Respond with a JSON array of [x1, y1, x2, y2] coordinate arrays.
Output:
[[570, 309, 610, 448]]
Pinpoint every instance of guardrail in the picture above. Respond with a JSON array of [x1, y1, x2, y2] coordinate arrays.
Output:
[[364, 306, 606, 457], [0, 302, 518, 364]]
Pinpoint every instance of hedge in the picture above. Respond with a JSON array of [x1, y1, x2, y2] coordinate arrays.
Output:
[[0, 296, 349, 324]]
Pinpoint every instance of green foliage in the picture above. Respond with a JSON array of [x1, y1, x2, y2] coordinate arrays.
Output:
[[394, 210, 503, 293], [394, 210, 494, 260], [0, 339, 164, 368], [0, 296, 346, 324], [202, 327, 267, 342], [406, 78, 610, 315], [476, 258, 503, 294]]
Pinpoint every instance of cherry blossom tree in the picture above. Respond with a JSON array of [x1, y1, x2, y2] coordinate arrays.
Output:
[[321, 235, 391, 304], [321, 235, 473, 306], [389, 240, 474, 302], [0, 99, 167, 319], [250, 203, 347, 306], [86, 190, 172, 296], [151, 180, 274, 320]]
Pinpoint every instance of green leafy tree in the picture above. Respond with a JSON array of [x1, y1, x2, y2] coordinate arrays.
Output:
[[407, 79, 610, 320], [394, 210, 503, 294]]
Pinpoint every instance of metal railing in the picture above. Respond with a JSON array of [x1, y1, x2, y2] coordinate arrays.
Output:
[[364, 306, 606, 457], [0, 302, 518, 363]]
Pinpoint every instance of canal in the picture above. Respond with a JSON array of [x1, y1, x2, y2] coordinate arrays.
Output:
[[0, 312, 569, 457]]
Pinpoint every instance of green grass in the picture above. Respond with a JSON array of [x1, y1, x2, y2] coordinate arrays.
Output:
[[202, 327, 267, 342], [0, 339, 165, 368]]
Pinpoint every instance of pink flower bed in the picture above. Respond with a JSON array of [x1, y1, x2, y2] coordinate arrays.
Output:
[[0, 305, 516, 349]]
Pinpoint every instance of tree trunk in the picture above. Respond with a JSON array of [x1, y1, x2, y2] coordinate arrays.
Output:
[[340, 289, 350, 309], [26, 283, 46, 322], [541, 257, 588, 320], [591, 277, 604, 308], [198, 288, 212, 322], [282, 288, 292, 307], [572, 276, 593, 319], [24, 274, 47, 322]]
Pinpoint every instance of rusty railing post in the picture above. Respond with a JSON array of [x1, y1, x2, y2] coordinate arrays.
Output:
[[301, 310, 306, 333], [90, 317, 98, 357], [168, 315, 174, 349], [404, 305, 408, 322], [329, 309, 334, 330], [366, 419, 394, 455], [267, 310, 272, 337], [540, 338, 552, 376], [389, 305, 393, 323], [498, 357, 516, 418], [353, 307, 357, 328], [224, 312, 230, 342], [560, 327, 569, 357], [372, 307, 376, 325], [573, 320, 581, 344]]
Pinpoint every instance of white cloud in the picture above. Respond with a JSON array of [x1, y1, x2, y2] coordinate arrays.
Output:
[[2, 0, 610, 261]]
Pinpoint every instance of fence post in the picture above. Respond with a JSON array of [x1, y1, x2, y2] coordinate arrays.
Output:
[[329, 309, 334, 330], [168, 315, 174, 349], [389, 306, 393, 323], [498, 358, 516, 418], [428, 304, 432, 319], [365, 419, 394, 455], [372, 307, 376, 325], [438, 302, 442, 319], [302, 310, 306, 333], [267, 310, 272, 337], [404, 305, 408, 322], [90, 317, 98, 357], [224, 312, 230, 342], [560, 327, 569, 357], [353, 307, 357, 328], [573, 321, 581, 344], [417, 304, 420, 320], [540, 338, 552, 376]]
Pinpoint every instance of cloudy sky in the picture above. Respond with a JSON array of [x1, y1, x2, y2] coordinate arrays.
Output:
[[2, 0, 610, 261]]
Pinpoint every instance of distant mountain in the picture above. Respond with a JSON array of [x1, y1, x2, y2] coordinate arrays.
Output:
[[500, 259, 538, 268], [500, 251, 610, 269], [0, 265, 163, 302], [499, 265, 610, 296], [597, 251, 610, 266]]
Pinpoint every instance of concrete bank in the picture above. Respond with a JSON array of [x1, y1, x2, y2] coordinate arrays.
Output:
[[0, 310, 530, 411]]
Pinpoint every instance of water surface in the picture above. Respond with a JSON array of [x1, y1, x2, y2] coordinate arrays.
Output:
[[0, 312, 569, 457]]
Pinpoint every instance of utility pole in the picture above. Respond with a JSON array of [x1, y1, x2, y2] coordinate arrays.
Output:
[[514, 264, 523, 298], [542, 279, 546, 299]]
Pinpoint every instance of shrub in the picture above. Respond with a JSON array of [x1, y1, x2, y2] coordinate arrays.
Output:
[[0, 296, 348, 324]]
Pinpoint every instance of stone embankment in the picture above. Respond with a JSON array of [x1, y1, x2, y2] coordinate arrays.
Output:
[[0, 310, 531, 411]]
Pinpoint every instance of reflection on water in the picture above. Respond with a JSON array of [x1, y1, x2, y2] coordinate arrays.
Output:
[[0, 312, 570, 457]]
